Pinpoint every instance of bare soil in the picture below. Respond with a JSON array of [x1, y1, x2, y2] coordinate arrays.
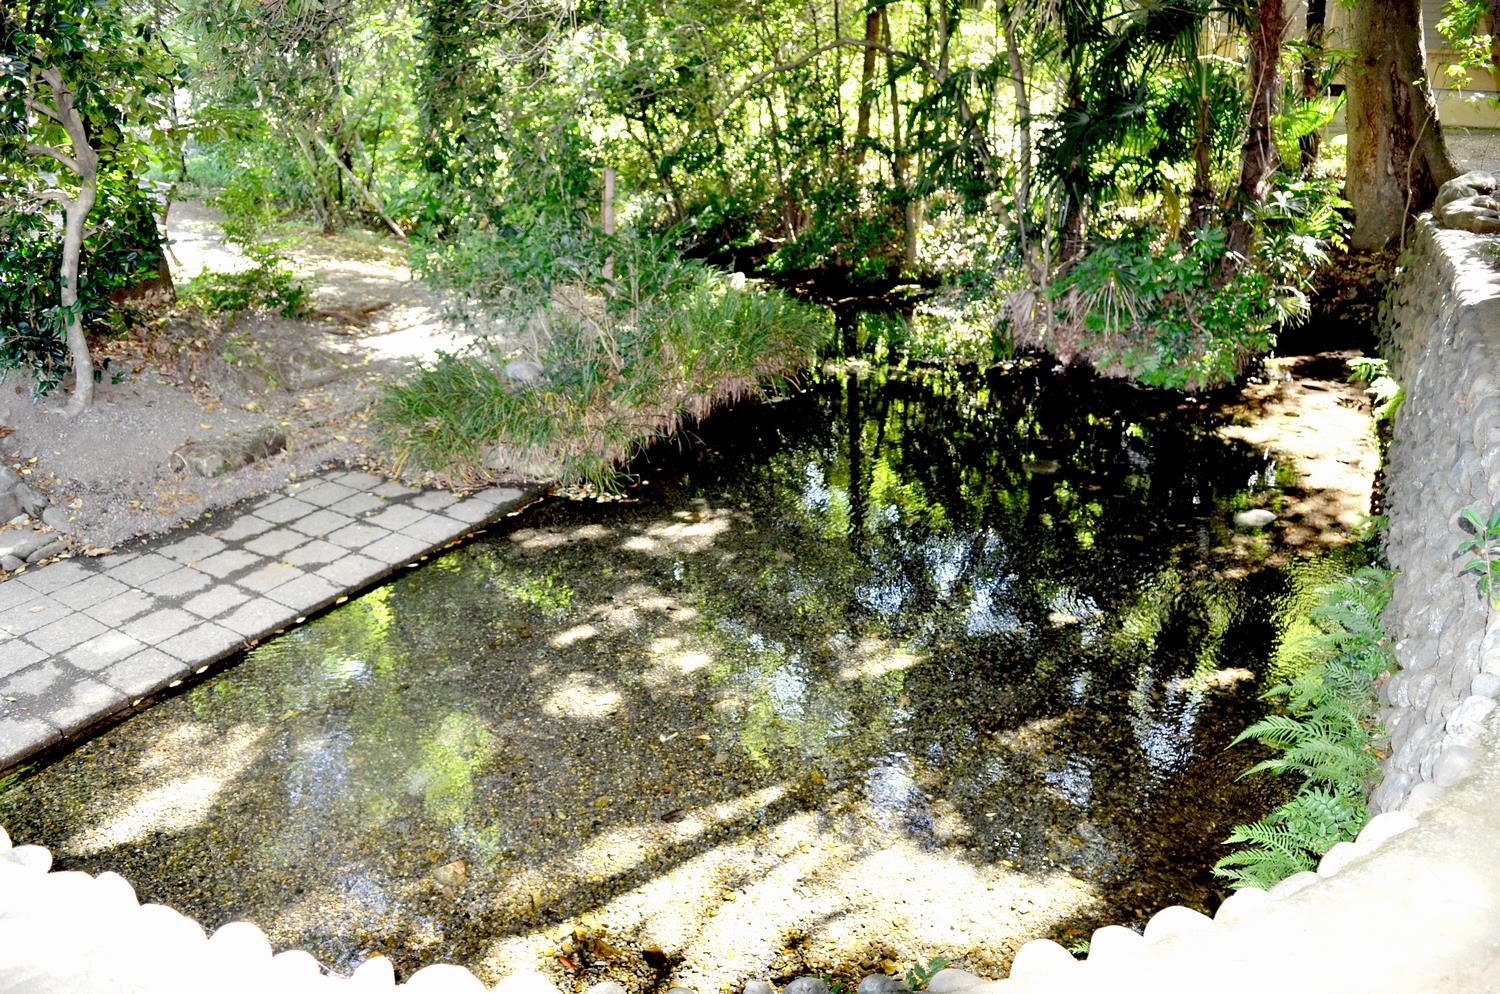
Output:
[[0, 202, 518, 553]]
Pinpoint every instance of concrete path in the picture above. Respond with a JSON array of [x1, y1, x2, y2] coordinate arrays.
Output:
[[0, 471, 537, 771]]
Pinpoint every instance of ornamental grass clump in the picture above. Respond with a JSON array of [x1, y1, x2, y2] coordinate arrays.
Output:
[[1214, 565, 1396, 890]]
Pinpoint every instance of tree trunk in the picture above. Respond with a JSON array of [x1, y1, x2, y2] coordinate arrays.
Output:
[[998, 0, 1031, 247], [1189, 57, 1215, 226], [312, 132, 407, 239], [853, 9, 882, 167], [61, 178, 97, 415], [1346, 0, 1457, 251], [883, 9, 919, 269], [1226, 0, 1286, 265], [1300, 0, 1327, 171]]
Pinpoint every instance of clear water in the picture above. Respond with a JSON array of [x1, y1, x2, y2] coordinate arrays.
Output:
[[0, 363, 1313, 987]]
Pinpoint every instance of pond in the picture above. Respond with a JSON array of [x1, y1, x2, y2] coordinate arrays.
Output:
[[0, 361, 1320, 989]]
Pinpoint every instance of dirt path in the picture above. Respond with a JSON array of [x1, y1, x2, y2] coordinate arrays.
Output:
[[0, 203, 517, 554]]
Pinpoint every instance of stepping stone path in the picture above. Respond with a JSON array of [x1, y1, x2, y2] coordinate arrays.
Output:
[[0, 469, 536, 771]]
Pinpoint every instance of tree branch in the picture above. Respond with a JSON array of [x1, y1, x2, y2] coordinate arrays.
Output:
[[35, 190, 71, 204], [25, 97, 63, 125], [25, 144, 81, 175]]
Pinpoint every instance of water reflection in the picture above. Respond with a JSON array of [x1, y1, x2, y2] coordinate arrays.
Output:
[[0, 362, 1303, 986]]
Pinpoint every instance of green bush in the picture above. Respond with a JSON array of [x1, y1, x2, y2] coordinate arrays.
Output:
[[182, 171, 310, 319], [1214, 565, 1395, 890]]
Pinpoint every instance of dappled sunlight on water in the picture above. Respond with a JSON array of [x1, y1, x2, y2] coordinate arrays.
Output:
[[1, 362, 1334, 987]]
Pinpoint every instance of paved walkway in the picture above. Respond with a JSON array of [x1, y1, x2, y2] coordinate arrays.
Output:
[[0, 470, 536, 771]]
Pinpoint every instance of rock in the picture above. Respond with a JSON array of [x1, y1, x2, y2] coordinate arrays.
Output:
[[0, 465, 19, 490], [351, 955, 397, 989], [484, 445, 564, 481], [172, 427, 288, 478], [403, 964, 487, 993], [430, 859, 467, 893], [1142, 905, 1213, 943], [856, 977, 906, 994], [1232, 508, 1276, 528], [1213, 886, 1270, 924], [208, 921, 273, 965], [783, 979, 829, 994], [1355, 810, 1418, 849], [1435, 173, 1500, 233], [40, 506, 70, 533], [1083, 926, 1143, 964], [13, 482, 44, 517], [743, 982, 775, 994], [1403, 780, 1447, 815], [504, 359, 545, 388], [9, 844, 52, 873], [0, 491, 20, 523], [0, 529, 43, 560], [1433, 745, 1477, 786], [25, 539, 65, 563], [1435, 171, 1497, 211], [1267, 870, 1319, 898], [585, 983, 627, 994], [1, 554, 22, 572], [491, 972, 560, 994], [1316, 840, 1361, 877], [924, 970, 982, 994], [1007, 940, 1077, 979], [729, 272, 748, 290]]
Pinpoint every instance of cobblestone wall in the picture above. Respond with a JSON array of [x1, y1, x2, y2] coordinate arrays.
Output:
[[1373, 218, 1500, 812]]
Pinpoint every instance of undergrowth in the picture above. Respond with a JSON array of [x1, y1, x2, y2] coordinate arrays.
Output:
[[379, 220, 828, 488], [1214, 564, 1396, 890]]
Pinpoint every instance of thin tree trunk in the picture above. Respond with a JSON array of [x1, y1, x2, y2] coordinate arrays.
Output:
[[854, 9, 882, 167], [883, 9, 919, 268], [1346, 0, 1457, 250], [312, 132, 407, 239], [1300, 0, 1327, 171], [1190, 55, 1215, 226], [998, 0, 1030, 246], [1226, 0, 1286, 265], [601, 167, 616, 281], [61, 180, 97, 414]]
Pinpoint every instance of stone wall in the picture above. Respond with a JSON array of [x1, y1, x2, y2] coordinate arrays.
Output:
[[1373, 217, 1500, 812]]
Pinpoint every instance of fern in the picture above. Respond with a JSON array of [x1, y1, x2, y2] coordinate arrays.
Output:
[[1215, 567, 1395, 890]]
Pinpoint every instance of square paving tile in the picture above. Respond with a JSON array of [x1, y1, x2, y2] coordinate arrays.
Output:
[[364, 533, 430, 564], [103, 553, 179, 587], [330, 493, 385, 517], [14, 560, 92, 595], [218, 598, 293, 638], [266, 574, 341, 611], [195, 549, 261, 579], [365, 505, 428, 532], [158, 534, 227, 565], [121, 608, 198, 645], [327, 522, 389, 549], [0, 597, 66, 637], [158, 623, 241, 663], [473, 486, 527, 507], [284, 540, 345, 567], [238, 562, 304, 593], [83, 589, 158, 627], [0, 714, 60, 769], [286, 510, 355, 539], [27, 613, 109, 655], [0, 581, 41, 613], [140, 568, 212, 599], [336, 471, 384, 489], [101, 648, 186, 699], [400, 515, 469, 546], [411, 490, 460, 511], [1, 661, 68, 698], [53, 574, 130, 611], [215, 515, 276, 543], [296, 481, 359, 508], [447, 498, 501, 524], [372, 480, 420, 499], [182, 586, 251, 620], [316, 554, 387, 588], [63, 630, 148, 672], [48, 678, 128, 735], [245, 529, 310, 557], [0, 639, 46, 679], [257, 497, 317, 524]]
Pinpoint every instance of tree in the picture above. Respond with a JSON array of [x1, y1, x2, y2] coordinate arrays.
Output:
[[1, 0, 177, 413], [1345, 0, 1456, 251]]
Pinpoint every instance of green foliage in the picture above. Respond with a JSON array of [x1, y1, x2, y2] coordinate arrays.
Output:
[[905, 957, 949, 991], [1438, 1, 1498, 84], [765, 182, 905, 281], [183, 177, 310, 319], [1214, 566, 1395, 890], [1457, 506, 1500, 609], [379, 223, 829, 488], [1347, 357, 1403, 425]]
